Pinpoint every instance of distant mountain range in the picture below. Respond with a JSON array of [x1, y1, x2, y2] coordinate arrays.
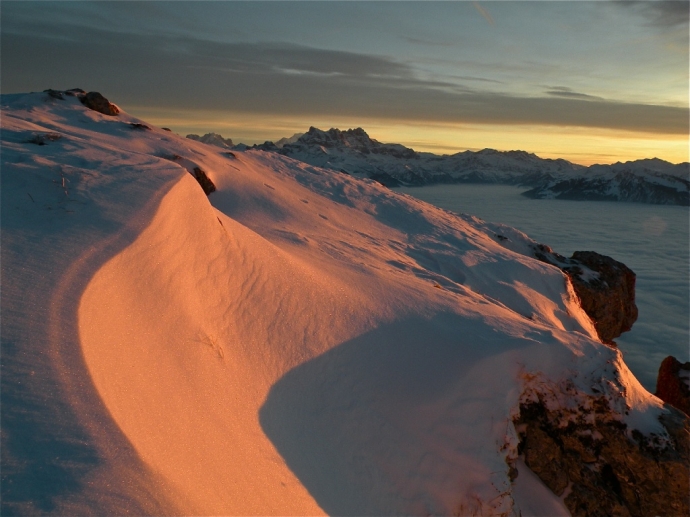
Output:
[[189, 127, 690, 205], [186, 132, 234, 148]]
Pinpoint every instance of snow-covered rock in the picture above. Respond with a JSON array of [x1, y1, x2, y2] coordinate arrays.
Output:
[[2, 90, 688, 516]]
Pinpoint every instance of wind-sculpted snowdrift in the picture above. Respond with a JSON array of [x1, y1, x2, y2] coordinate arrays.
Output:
[[2, 91, 688, 516]]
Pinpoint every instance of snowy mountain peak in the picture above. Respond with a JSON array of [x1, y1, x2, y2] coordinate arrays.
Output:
[[186, 132, 234, 148], [296, 126, 414, 154], [274, 132, 304, 148], [244, 126, 688, 203]]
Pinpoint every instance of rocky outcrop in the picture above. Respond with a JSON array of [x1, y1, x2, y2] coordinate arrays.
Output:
[[532, 246, 638, 344], [79, 91, 120, 116], [192, 167, 216, 196], [656, 356, 690, 416], [515, 398, 690, 517]]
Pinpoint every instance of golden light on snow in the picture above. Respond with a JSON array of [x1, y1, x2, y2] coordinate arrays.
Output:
[[5, 91, 684, 514]]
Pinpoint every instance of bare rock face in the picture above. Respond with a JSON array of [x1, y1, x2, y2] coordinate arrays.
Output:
[[192, 167, 216, 196], [79, 91, 120, 116], [656, 356, 690, 417], [515, 399, 690, 517], [568, 251, 638, 344], [532, 246, 638, 344]]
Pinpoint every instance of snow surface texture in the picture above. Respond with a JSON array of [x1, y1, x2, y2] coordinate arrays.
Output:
[[1, 92, 672, 515], [253, 127, 689, 205]]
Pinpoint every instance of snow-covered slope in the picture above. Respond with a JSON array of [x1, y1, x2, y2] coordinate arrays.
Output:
[[253, 127, 689, 205], [1, 91, 681, 515]]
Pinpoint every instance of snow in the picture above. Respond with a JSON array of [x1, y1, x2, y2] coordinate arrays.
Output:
[[1, 91, 675, 515], [511, 459, 570, 516]]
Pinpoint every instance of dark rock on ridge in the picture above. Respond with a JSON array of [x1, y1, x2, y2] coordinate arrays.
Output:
[[27, 133, 62, 146], [43, 89, 64, 100], [192, 167, 216, 196], [532, 246, 638, 344], [656, 356, 690, 416], [567, 251, 638, 344], [79, 92, 120, 116], [515, 398, 690, 517]]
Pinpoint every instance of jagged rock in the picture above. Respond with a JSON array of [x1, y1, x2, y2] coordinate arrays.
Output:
[[533, 246, 638, 344], [568, 251, 638, 344], [80, 91, 120, 116], [43, 89, 64, 100], [289, 126, 419, 160], [515, 399, 690, 517], [192, 167, 216, 195], [656, 356, 690, 416]]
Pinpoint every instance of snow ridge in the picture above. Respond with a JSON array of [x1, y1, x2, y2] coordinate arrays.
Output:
[[1, 91, 678, 515]]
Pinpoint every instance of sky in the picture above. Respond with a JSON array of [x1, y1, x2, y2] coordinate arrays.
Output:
[[2, 1, 688, 165]]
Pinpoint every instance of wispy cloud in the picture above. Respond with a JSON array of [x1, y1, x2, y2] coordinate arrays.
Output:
[[402, 36, 456, 47], [472, 2, 495, 26], [545, 86, 603, 101], [616, 1, 689, 28]]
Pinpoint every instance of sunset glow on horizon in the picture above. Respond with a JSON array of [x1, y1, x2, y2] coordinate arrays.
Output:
[[131, 106, 690, 166], [3, 1, 688, 165]]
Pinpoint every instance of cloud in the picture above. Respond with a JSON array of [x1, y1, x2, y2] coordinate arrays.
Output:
[[545, 87, 603, 101], [616, 1, 689, 28], [1, 22, 687, 136], [472, 2, 495, 26], [402, 36, 456, 47]]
